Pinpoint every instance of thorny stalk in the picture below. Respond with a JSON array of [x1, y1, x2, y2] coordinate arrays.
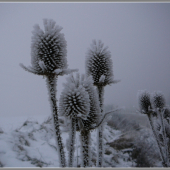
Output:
[[46, 74, 66, 167], [68, 118, 76, 167], [97, 86, 104, 167]]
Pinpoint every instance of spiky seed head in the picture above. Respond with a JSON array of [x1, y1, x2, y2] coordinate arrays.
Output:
[[85, 40, 114, 86], [31, 19, 67, 73], [59, 79, 90, 120], [59, 73, 100, 131], [164, 107, 170, 120], [138, 90, 151, 114], [152, 91, 166, 109], [78, 74, 100, 131]]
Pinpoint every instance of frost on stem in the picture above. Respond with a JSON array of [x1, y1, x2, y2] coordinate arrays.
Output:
[[164, 107, 170, 160], [96, 86, 104, 167], [85, 40, 117, 167], [45, 74, 66, 167], [79, 130, 91, 167], [68, 118, 76, 167]]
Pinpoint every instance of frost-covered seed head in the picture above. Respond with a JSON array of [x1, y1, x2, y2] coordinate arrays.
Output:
[[138, 90, 151, 114], [152, 91, 166, 109], [59, 73, 100, 131], [79, 74, 100, 131], [59, 76, 90, 119], [85, 40, 114, 86], [31, 19, 67, 73], [164, 107, 170, 120]]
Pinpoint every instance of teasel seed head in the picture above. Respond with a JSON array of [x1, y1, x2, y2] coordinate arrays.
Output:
[[20, 19, 79, 76], [31, 19, 67, 74], [59, 73, 100, 131], [138, 90, 152, 114], [78, 74, 100, 131], [152, 91, 166, 110], [164, 106, 170, 120], [59, 79, 90, 120], [85, 40, 114, 86]]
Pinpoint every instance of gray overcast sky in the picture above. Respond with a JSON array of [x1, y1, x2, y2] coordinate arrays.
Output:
[[0, 2, 170, 117]]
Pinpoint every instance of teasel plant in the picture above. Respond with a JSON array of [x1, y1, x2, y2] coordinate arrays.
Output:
[[151, 91, 169, 166], [59, 73, 119, 167], [59, 73, 91, 167], [20, 19, 78, 167], [138, 90, 169, 167], [85, 40, 120, 167], [163, 106, 170, 161]]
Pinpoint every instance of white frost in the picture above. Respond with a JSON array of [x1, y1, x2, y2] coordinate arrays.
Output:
[[38, 60, 47, 72], [99, 75, 105, 83], [53, 69, 62, 74]]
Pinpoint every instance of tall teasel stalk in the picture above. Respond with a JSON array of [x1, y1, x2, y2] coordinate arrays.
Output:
[[59, 73, 91, 167], [164, 107, 170, 161], [59, 73, 101, 167], [20, 19, 77, 167], [85, 40, 119, 167], [151, 91, 169, 166], [138, 90, 169, 167]]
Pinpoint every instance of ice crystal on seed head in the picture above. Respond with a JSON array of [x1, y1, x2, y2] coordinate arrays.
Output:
[[85, 40, 114, 86], [152, 91, 166, 109], [164, 107, 170, 120], [59, 73, 100, 131], [31, 19, 67, 73], [138, 90, 151, 114], [59, 75, 90, 120], [79, 75, 100, 131]]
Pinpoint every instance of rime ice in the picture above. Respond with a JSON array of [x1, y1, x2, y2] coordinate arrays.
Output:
[[85, 40, 114, 86], [31, 19, 67, 74]]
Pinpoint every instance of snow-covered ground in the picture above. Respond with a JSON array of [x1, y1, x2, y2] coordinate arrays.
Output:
[[0, 113, 162, 167], [0, 114, 121, 167], [0, 114, 58, 167]]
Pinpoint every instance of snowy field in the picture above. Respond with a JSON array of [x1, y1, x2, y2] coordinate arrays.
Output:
[[0, 111, 162, 167], [0, 113, 121, 167], [0, 113, 120, 167]]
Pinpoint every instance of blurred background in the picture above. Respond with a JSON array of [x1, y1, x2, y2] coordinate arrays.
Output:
[[0, 2, 170, 118]]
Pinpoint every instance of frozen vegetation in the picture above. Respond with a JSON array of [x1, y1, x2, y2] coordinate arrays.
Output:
[[1, 18, 168, 168], [0, 107, 163, 167]]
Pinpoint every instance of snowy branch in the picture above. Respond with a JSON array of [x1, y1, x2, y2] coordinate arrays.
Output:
[[89, 108, 121, 131]]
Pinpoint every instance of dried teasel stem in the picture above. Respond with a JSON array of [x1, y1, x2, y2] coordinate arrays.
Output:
[[80, 130, 91, 167], [68, 118, 77, 167], [96, 86, 104, 167], [20, 19, 78, 167], [46, 74, 66, 167]]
